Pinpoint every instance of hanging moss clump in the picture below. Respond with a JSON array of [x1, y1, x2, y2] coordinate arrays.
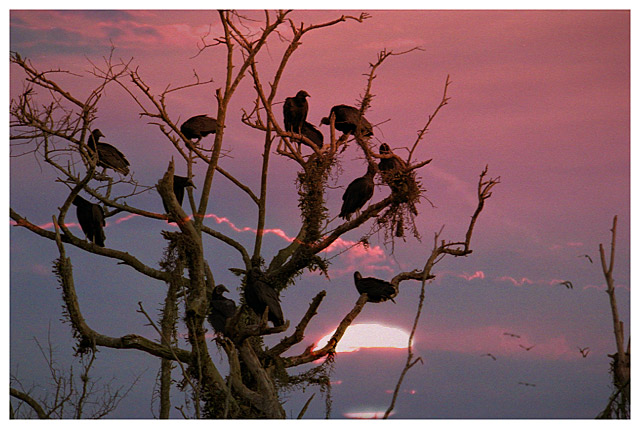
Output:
[[296, 154, 334, 244], [377, 167, 424, 246]]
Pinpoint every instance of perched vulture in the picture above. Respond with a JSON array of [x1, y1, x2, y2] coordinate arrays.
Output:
[[283, 90, 310, 136], [353, 271, 397, 303], [162, 175, 196, 215], [244, 268, 285, 327], [87, 129, 130, 175], [72, 195, 106, 247], [320, 105, 373, 137], [378, 143, 405, 172], [299, 121, 324, 149], [207, 285, 237, 336], [180, 115, 218, 141], [339, 163, 376, 221]]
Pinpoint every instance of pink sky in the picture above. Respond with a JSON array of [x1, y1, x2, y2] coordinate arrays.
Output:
[[9, 10, 630, 419]]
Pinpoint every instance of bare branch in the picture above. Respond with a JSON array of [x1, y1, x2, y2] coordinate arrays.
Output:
[[284, 294, 368, 367]]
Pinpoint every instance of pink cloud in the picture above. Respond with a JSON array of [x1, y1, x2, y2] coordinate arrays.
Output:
[[497, 276, 534, 287], [458, 271, 485, 281]]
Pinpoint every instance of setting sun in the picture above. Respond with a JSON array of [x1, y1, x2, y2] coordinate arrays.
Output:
[[315, 323, 410, 353]]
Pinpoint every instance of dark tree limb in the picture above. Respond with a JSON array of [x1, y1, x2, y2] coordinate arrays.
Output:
[[267, 291, 327, 357], [284, 294, 368, 368], [11, 208, 170, 282], [10, 388, 49, 419]]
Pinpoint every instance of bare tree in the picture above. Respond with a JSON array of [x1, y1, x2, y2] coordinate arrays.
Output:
[[596, 216, 630, 419], [10, 334, 141, 419], [10, 11, 498, 418]]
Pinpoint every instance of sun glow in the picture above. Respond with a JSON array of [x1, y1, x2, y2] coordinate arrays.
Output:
[[315, 323, 410, 353], [344, 410, 395, 419]]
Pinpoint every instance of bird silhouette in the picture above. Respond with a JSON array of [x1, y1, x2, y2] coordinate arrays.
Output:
[[283, 90, 310, 150], [559, 280, 574, 289], [320, 104, 373, 137], [72, 195, 106, 247], [378, 143, 405, 172], [180, 115, 218, 142], [481, 353, 497, 361], [162, 175, 196, 222], [87, 129, 130, 175], [207, 284, 236, 336], [353, 271, 397, 303], [519, 344, 535, 351], [503, 332, 521, 339], [578, 254, 593, 264], [578, 347, 590, 358], [518, 381, 536, 387], [339, 163, 376, 221], [244, 268, 285, 327]]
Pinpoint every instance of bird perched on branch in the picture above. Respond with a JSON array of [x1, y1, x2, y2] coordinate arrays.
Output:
[[208, 285, 236, 336], [320, 104, 373, 137], [244, 268, 285, 327], [87, 129, 130, 175], [299, 121, 324, 149], [378, 143, 404, 172], [283, 90, 310, 137], [339, 163, 376, 221], [72, 195, 106, 247], [162, 175, 196, 223], [353, 271, 397, 303], [180, 115, 218, 141]]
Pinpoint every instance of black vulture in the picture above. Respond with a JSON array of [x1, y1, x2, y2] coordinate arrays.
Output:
[[353, 271, 397, 303], [180, 115, 218, 141], [339, 163, 376, 221], [320, 105, 373, 137], [283, 90, 310, 136], [378, 143, 405, 172], [244, 268, 285, 327], [72, 195, 106, 247], [162, 175, 196, 215], [87, 129, 130, 175], [297, 121, 324, 149], [207, 285, 237, 336]]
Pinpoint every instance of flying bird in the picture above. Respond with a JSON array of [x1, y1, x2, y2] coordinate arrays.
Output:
[[283, 90, 310, 139], [559, 280, 574, 289], [378, 143, 405, 172], [503, 332, 521, 339], [162, 175, 196, 220], [87, 129, 130, 175], [481, 353, 497, 361], [72, 195, 106, 247], [180, 115, 218, 141], [320, 104, 373, 137], [578, 254, 593, 264], [578, 347, 590, 358], [339, 163, 376, 221], [244, 268, 285, 327], [518, 382, 536, 387], [519, 344, 535, 351], [207, 284, 236, 336], [353, 271, 397, 303]]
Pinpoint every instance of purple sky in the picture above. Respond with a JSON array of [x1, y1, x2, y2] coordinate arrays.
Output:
[[9, 9, 630, 419]]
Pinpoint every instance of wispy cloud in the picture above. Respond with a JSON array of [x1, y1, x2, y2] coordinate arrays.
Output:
[[497, 276, 534, 287]]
